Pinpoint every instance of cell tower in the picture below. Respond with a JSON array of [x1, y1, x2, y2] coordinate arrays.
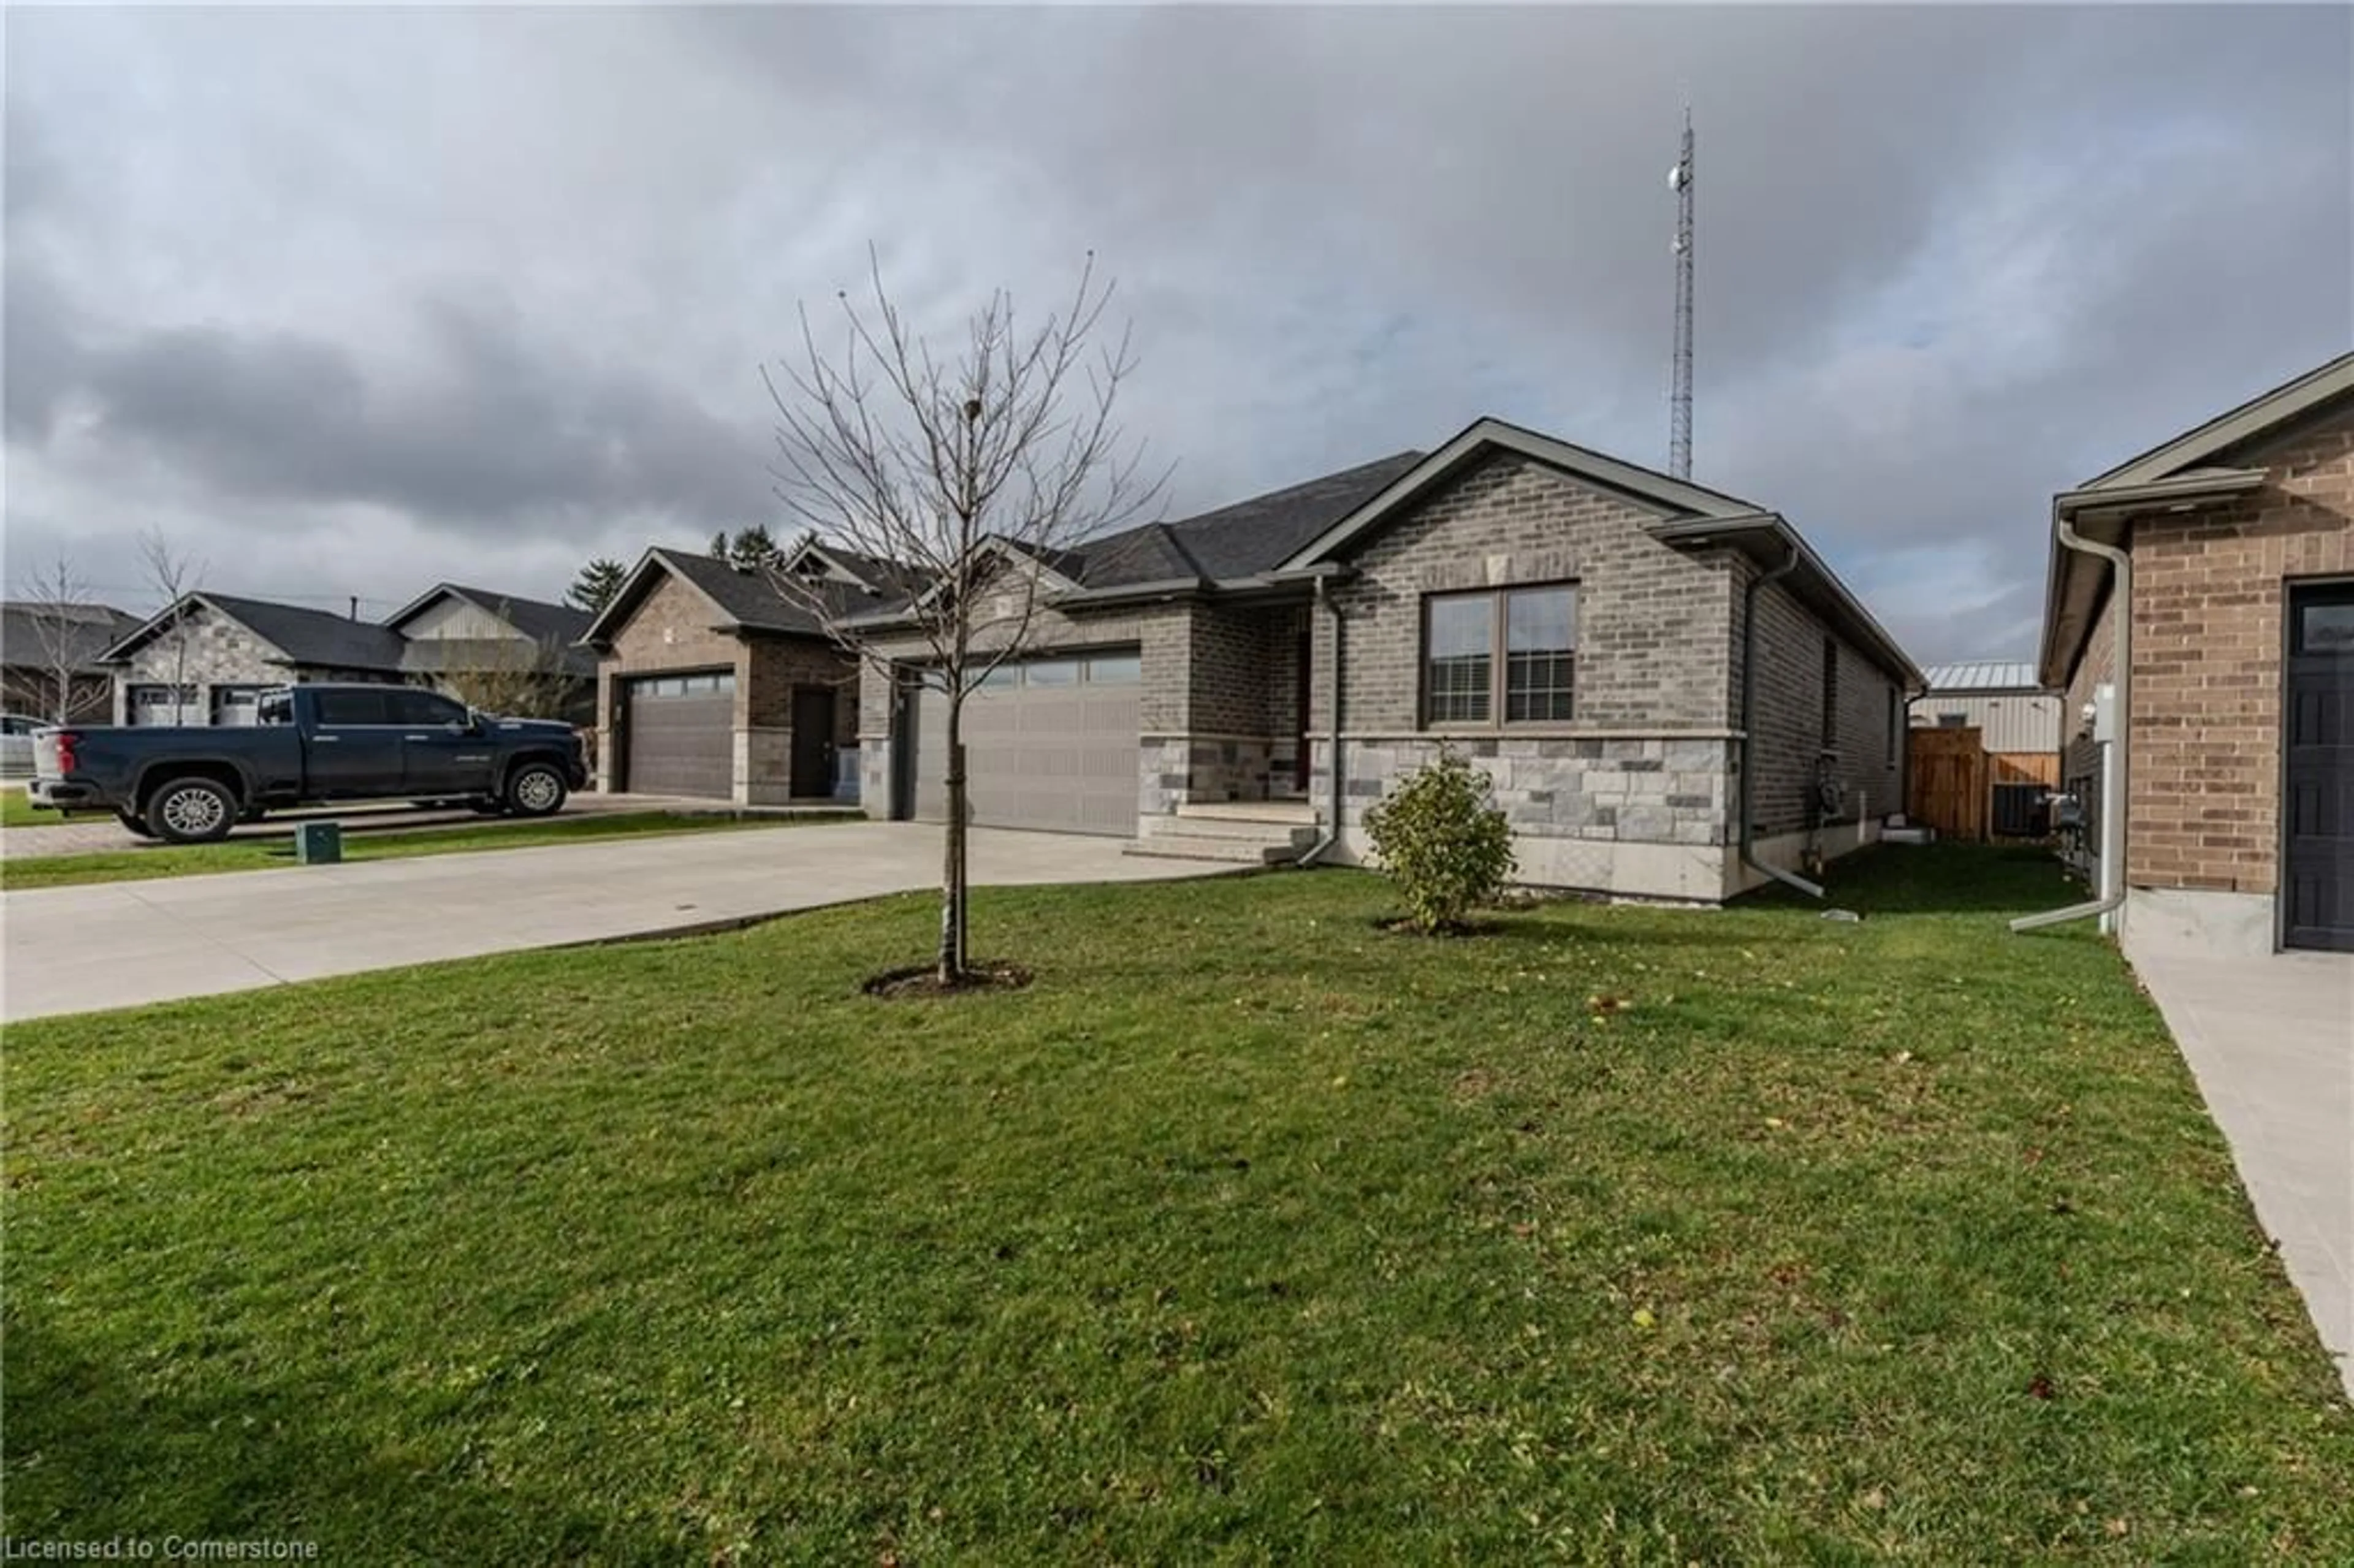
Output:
[[1668, 108, 1696, 481]]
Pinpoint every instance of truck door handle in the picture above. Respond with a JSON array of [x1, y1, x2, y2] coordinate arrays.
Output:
[[404, 734, 429, 740], [314, 734, 340, 743]]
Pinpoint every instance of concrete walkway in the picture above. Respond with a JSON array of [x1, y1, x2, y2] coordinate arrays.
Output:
[[0, 823, 1225, 1022], [2125, 929, 2354, 1398]]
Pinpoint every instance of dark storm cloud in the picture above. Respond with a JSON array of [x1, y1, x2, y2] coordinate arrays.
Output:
[[4, 5, 2348, 652], [21, 282, 769, 535]]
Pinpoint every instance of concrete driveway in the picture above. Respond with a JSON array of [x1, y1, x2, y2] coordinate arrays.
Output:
[[0, 823, 1224, 1022], [2125, 928, 2354, 1398]]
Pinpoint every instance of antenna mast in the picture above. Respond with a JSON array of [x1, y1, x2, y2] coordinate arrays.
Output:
[[1668, 108, 1695, 480]]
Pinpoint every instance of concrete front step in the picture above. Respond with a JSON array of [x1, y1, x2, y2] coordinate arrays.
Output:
[[1122, 834, 1303, 866], [1176, 800, 1318, 824], [1138, 814, 1321, 847]]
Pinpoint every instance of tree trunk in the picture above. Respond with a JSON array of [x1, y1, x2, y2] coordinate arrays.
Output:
[[938, 699, 969, 985]]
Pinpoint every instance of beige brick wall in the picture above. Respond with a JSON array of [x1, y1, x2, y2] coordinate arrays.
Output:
[[2114, 402, 2354, 894], [1730, 563, 1908, 839], [1322, 452, 1738, 733]]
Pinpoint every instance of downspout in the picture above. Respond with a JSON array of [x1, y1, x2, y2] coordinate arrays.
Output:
[[1298, 574, 1346, 867], [1738, 546, 1825, 898], [2011, 519, 2131, 934]]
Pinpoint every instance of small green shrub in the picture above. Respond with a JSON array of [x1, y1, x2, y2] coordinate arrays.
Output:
[[1362, 748, 1518, 933]]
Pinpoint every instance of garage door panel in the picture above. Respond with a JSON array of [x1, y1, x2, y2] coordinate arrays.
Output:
[[624, 674, 734, 799], [910, 650, 1138, 835]]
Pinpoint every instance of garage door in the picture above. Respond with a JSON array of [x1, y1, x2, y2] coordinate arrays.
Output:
[[912, 649, 1139, 835], [127, 684, 202, 726], [2284, 584, 2354, 951], [623, 671, 735, 799]]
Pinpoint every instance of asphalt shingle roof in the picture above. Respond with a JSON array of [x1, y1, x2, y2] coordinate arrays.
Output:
[[0, 602, 140, 672], [202, 593, 411, 671], [1070, 450, 1426, 588], [653, 549, 874, 637]]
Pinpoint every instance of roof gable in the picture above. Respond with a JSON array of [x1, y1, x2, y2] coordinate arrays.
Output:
[[2078, 350, 2354, 492], [1277, 419, 1761, 571], [101, 593, 408, 671], [583, 547, 866, 647], [384, 583, 593, 648]]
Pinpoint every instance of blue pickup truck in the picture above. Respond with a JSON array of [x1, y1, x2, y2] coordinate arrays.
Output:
[[28, 683, 588, 843]]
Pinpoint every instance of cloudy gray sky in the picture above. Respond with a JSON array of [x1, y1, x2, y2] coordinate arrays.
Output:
[[7, 5, 2348, 660]]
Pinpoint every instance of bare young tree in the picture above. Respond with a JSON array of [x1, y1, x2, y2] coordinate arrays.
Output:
[[763, 251, 1164, 986], [432, 632, 579, 721], [10, 553, 95, 722], [137, 529, 207, 725]]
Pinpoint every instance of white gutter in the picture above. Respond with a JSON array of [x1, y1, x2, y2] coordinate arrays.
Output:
[[2011, 519, 2131, 934]]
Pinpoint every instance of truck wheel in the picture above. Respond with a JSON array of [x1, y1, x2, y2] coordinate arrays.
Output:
[[505, 761, 568, 818], [145, 777, 238, 844], [116, 809, 159, 840]]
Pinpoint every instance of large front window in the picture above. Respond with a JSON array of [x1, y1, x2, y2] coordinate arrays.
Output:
[[1422, 585, 1577, 726]]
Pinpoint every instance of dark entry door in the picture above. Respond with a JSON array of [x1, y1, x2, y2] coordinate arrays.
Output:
[[2284, 582, 2354, 951], [790, 686, 836, 799]]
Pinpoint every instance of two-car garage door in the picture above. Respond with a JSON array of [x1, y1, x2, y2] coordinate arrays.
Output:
[[911, 649, 1139, 835]]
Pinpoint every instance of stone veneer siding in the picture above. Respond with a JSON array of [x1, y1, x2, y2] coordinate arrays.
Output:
[[110, 603, 400, 724], [595, 569, 858, 803]]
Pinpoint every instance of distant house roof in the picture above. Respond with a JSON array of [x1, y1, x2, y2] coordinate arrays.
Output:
[[101, 592, 411, 672], [1919, 660, 2046, 695], [0, 601, 142, 672], [384, 583, 593, 645], [382, 584, 596, 676]]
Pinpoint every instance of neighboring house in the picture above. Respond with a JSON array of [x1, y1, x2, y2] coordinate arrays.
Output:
[[1905, 660, 2064, 843], [580, 546, 870, 802], [102, 593, 411, 726], [0, 601, 141, 721], [2037, 349, 2354, 953], [98, 584, 595, 728], [381, 583, 596, 725], [850, 416, 1922, 903], [1908, 661, 2062, 751]]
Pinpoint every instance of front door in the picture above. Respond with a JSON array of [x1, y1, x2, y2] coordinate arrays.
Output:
[[791, 686, 836, 799], [2284, 582, 2354, 951]]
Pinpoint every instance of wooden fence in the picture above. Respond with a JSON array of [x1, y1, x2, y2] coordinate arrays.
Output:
[[1906, 727, 2061, 842]]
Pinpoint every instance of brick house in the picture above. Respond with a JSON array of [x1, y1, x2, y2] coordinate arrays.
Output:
[[851, 417, 1922, 903], [580, 546, 870, 802], [98, 586, 592, 727], [2036, 350, 2354, 953]]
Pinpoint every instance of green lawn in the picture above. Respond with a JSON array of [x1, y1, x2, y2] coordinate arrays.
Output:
[[0, 809, 857, 890], [2, 786, 54, 828], [7, 847, 2349, 1562]]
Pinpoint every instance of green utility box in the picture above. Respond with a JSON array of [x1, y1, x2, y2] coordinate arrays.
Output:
[[293, 821, 343, 864]]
